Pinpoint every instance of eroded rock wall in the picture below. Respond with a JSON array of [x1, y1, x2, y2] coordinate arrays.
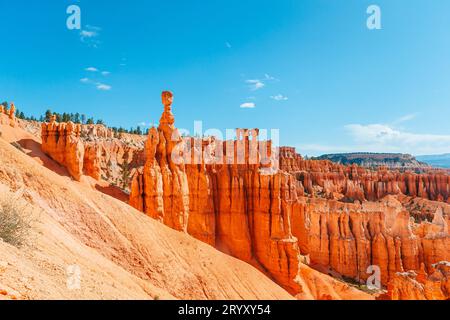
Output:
[[280, 147, 450, 203], [41, 118, 145, 184], [293, 196, 449, 286], [130, 94, 449, 300]]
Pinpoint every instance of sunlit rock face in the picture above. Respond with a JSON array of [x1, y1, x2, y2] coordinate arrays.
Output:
[[279, 147, 450, 203], [41, 118, 85, 180], [130, 93, 449, 300], [130, 91, 304, 295], [0, 102, 17, 127], [41, 116, 145, 184]]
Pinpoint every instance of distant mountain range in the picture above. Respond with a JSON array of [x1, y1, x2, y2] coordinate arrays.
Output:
[[314, 152, 430, 170], [416, 154, 450, 169], [315, 152, 450, 170]]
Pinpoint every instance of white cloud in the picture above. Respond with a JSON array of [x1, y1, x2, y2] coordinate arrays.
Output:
[[297, 115, 450, 156], [240, 102, 256, 109], [138, 122, 154, 127], [393, 113, 419, 124], [96, 83, 112, 91], [245, 74, 279, 91], [80, 73, 111, 91], [85, 67, 98, 72], [270, 94, 288, 101], [246, 79, 265, 91], [344, 123, 450, 155], [101, 71, 111, 76], [264, 73, 278, 81], [80, 30, 97, 38], [80, 25, 101, 48]]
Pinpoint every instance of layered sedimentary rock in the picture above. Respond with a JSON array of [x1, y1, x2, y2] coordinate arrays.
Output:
[[130, 92, 450, 298], [41, 117, 85, 180], [381, 262, 450, 300], [293, 196, 449, 286], [280, 147, 450, 203], [130, 91, 306, 295], [130, 96, 449, 299], [41, 116, 145, 183]]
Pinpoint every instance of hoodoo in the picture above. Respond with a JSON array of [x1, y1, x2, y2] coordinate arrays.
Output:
[[129, 91, 450, 300]]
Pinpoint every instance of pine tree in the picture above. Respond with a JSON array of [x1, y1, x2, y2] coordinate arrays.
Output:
[[74, 113, 81, 124], [118, 161, 131, 190], [44, 110, 53, 122]]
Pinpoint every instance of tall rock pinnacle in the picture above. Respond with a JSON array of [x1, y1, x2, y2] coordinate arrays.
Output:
[[159, 91, 175, 129]]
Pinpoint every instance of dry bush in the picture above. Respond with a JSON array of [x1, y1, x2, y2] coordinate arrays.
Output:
[[0, 192, 32, 248]]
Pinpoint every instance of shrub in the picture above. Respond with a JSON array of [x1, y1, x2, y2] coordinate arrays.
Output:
[[0, 196, 31, 248]]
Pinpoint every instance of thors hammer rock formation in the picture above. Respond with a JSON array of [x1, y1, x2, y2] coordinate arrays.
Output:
[[131, 96, 449, 299], [130, 92, 371, 299]]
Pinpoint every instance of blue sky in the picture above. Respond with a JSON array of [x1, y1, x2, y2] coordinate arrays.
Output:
[[1, 0, 450, 156]]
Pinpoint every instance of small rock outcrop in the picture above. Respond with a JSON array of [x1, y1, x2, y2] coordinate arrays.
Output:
[[41, 116, 145, 183], [0, 102, 16, 127], [41, 116, 85, 180], [381, 262, 450, 300]]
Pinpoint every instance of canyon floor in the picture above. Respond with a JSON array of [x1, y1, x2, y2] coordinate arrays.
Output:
[[0, 116, 372, 300]]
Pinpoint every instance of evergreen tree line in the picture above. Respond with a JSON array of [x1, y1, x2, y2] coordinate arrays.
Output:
[[1, 101, 147, 136]]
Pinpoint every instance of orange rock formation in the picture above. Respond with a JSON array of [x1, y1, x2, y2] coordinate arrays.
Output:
[[41, 116, 85, 180], [381, 262, 450, 300], [280, 147, 450, 203], [293, 196, 449, 286], [0, 102, 16, 127], [130, 93, 449, 300], [41, 117, 145, 183], [131, 92, 309, 296]]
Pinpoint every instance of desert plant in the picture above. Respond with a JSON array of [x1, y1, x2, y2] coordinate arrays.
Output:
[[0, 195, 31, 248]]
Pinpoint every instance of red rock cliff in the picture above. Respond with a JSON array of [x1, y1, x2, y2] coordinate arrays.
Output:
[[280, 147, 450, 203], [130, 92, 376, 299], [41, 116, 145, 183], [130, 94, 449, 300]]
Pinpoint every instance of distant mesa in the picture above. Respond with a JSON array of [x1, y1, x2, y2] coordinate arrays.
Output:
[[417, 154, 450, 169], [314, 152, 431, 171]]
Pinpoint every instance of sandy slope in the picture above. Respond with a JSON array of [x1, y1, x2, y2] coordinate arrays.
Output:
[[0, 121, 294, 300]]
